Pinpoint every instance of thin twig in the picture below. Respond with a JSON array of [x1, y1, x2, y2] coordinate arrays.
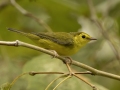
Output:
[[45, 74, 67, 90], [29, 71, 64, 76], [0, 40, 120, 81], [74, 74, 97, 90], [66, 63, 74, 75], [29, 71, 93, 76], [53, 75, 71, 90], [75, 71, 93, 74], [10, 0, 52, 32], [29, 71, 93, 75], [87, 0, 120, 60], [10, 72, 28, 88], [29, 71, 95, 90], [64, 62, 96, 89]]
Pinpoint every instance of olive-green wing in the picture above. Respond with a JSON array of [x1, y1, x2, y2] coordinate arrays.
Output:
[[34, 32, 74, 46]]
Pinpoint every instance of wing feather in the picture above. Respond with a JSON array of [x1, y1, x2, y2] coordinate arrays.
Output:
[[34, 32, 74, 46]]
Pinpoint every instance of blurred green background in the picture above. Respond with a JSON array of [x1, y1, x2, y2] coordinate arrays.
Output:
[[0, 0, 120, 90]]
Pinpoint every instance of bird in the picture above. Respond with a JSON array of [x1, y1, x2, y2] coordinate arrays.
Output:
[[7, 28, 97, 56]]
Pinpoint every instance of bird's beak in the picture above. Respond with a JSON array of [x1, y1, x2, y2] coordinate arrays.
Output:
[[88, 37, 97, 40]]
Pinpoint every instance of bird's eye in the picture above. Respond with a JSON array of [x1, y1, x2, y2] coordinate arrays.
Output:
[[82, 35, 86, 38]]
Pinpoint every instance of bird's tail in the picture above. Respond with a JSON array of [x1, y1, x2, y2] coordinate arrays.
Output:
[[7, 27, 40, 40], [7, 28, 27, 36]]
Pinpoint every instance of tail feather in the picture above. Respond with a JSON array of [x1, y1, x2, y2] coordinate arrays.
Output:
[[7, 27, 27, 35], [7, 27, 40, 40]]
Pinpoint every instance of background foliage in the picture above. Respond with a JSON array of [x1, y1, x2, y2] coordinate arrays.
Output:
[[0, 0, 120, 90]]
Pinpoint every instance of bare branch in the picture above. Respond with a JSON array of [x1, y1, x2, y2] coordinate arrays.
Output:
[[0, 40, 120, 81], [72, 60, 120, 80], [87, 0, 120, 60], [29, 71, 93, 76], [10, 0, 52, 32]]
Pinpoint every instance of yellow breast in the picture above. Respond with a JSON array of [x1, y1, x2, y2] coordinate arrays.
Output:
[[35, 37, 85, 56]]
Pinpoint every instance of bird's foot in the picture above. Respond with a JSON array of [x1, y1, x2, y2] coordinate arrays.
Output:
[[63, 56, 72, 65], [50, 50, 59, 58]]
